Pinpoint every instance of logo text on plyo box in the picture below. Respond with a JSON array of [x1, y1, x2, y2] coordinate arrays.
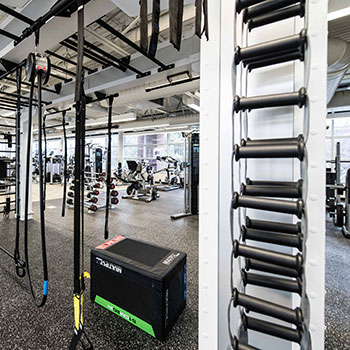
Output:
[[162, 253, 180, 265], [96, 257, 122, 274]]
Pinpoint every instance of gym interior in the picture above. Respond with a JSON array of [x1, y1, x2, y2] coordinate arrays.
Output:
[[0, 1, 347, 349]]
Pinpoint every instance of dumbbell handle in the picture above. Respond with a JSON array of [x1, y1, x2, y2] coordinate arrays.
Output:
[[233, 288, 303, 326], [242, 315, 302, 343], [246, 216, 301, 234], [232, 193, 304, 218], [233, 240, 303, 271], [246, 258, 301, 278], [242, 270, 302, 294]]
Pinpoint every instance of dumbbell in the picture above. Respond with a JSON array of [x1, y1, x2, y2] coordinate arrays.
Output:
[[87, 190, 99, 198], [111, 190, 119, 197], [89, 205, 98, 212], [102, 172, 106, 177], [94, 183, 101, 189], [68, 191, 74, 198], [89, 197, 98, 204], [110, 183, 115, 190], [67, 198, 74, 205], [111, 197, 119, 205], [69, 185, 75, 191]]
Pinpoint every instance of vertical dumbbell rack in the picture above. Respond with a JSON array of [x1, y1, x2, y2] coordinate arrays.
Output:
[[229, 1, 322, 349]]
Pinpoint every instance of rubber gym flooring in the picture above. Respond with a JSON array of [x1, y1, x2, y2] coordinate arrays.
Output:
[[325, 216, 350, 350], [0, 185, 348, 349], [0, 185, 198, 350]]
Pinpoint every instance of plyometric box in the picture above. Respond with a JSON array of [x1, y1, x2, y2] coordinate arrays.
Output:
[[91, 236, 187, 340]]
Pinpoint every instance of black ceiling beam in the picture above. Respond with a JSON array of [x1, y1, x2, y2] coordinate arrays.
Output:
[[64, 38, 126, 72], [51, 63, 76, 77], [14, 0, 91, 46], [0, 4, 34, 25], [0, 96, 35, 108], [96, 19, 174, 71], [46, 50, 94, 74], [60, 40, 110, 67], [0, 90, 50, 104], [45, 107, 71, 116], [71, 34, 146, 77], [0, 29, 19, 41], [3, 76, 59, 95]]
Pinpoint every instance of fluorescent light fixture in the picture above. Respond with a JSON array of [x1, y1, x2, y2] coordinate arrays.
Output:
[[86, 113, 137, 127], [328, 7, 350, 21], [120, 123, 170, 132]]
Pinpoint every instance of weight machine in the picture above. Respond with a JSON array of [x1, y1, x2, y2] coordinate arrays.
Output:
[[171, 131, 199, 219]]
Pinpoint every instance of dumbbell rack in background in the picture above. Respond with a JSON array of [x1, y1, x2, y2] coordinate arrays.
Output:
[[66, 173, 119, 213], [228, 1, 326, 349]]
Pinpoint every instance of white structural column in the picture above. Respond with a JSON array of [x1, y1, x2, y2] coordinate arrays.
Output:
[[118, 132, 124, 164], [19, 109, 33, 221], [302, 0, 328, 348], [199, 0, 234, 349]]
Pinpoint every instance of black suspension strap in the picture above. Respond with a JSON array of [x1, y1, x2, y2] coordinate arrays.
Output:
[[195, 0, 209, 40], [43, 114, 47, 207], [62, 110, 68, 217], [169, 0, 184, 51], [195, 0, 202, 38], [149, 0, 160, 57], [104, 96, 114, 240], [69, 0, 93, 348], [24, 47, 50, 307], [140, 0, 148, 52], [14, 65, 25, 278]]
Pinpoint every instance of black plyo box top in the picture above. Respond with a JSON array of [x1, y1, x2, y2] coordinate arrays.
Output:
[[93, 236, 186, 281]]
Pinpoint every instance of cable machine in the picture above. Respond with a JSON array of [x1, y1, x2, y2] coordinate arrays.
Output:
[[171, 130, 199, 219]]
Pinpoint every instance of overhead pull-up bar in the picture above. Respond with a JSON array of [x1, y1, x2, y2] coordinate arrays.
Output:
[[0, 4, 34, 25], [96, 19, 174, 72]]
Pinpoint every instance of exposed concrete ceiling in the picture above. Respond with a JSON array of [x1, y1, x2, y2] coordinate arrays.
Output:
[[0, 0, 200, 137]]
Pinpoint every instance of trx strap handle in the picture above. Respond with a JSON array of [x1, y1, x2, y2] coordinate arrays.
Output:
[[104, 96, 114, 240], [169, 0, 184, 51], [149, 0, 160, 57], [24, 54, 50, 307], [14, 65, 25, 278], [139, 0, 148, 52], [70, 1, 93, 348], [62, 110, 68, 217]]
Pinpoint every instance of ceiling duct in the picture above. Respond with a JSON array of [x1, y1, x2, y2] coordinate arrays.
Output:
[[327, 37, 350, 104]]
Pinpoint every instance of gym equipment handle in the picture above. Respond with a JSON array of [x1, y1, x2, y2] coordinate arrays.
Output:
[[233, 240, 303, 271], [241, 181, 302, 198], [234, 88, 306, 112], [242, 226, 303, 250], [242, 270, 302, 294], [232, 337, 261, 350], [246, 216, 301, 234], [242, 315, 302, 343], [246, 258, 301, 278], [232, 193, 304, 218], [244, 0, 302, 21], [235, 139, 305, 161], [243, 135, 302, 146], [233, 288, 303, 326], [248, 3, 305, 30], [235, 30, 306, 65], [235, 0, 265, 14], [247, 51, 304, 71]]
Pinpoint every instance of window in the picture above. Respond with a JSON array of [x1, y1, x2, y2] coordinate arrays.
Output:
[[326, 116, 350, 183], [123, 132, 185, 171]]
